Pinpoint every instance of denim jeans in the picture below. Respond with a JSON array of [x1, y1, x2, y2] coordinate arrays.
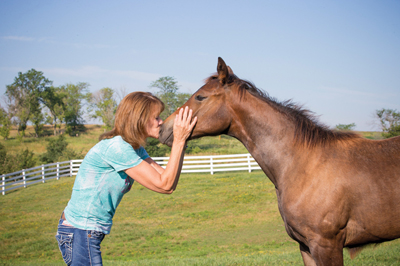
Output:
[[56, 215, 105, 266]]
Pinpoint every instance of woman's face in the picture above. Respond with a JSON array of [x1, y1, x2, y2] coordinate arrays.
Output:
[[146, 108, 163, 139]]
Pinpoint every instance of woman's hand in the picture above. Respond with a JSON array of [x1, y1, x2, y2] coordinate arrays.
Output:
[[125, 106, 197, 194], [173, 106, 197, 145]]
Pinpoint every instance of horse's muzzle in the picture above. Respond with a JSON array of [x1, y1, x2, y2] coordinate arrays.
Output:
[[159, 124, 174, 147]]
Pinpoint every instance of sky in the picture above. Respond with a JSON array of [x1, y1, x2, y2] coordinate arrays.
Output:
[[0, 0, 399, 131]]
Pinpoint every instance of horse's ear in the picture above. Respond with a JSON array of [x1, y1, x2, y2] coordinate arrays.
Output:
[[217, 57, 229, 85]]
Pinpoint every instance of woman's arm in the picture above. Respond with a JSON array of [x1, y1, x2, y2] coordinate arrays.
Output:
[[125, 106, 197, 194]]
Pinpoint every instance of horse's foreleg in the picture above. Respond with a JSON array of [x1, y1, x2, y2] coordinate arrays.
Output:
[[300, 243, 317, 266], [309, 240, 344, 266]]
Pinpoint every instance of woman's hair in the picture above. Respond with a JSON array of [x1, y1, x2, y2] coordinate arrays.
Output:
[[99, 91, 164, 149]]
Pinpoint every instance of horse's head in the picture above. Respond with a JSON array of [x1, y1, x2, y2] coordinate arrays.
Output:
[[159, 57, 236, 147]]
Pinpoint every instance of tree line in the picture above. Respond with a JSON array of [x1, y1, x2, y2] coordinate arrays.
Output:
[[0, 69, 191, 140], [334, 109, 400, 138], [0, 69, 191, 173], [2, 69, 400, 141], [1, 69, 399, 174]]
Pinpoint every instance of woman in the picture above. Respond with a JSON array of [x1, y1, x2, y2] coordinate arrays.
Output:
[[56, 92, 197, 265]]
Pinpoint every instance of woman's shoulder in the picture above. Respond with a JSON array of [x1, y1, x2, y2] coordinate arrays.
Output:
[[100, 136, 136, 154], [97, 135, 125, 146], [88, 136, 125, 155]]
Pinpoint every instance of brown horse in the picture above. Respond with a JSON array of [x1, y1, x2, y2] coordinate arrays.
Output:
[[159, 58, 400, 265]]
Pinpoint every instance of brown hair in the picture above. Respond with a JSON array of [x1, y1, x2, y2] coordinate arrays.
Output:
[[99, 91, 164, 149]]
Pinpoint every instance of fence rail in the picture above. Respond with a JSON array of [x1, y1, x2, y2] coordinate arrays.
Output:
[[1, 161, 72, 196], [2, 153, 260, 195]]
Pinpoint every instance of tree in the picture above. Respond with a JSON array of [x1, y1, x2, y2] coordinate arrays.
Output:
[[5, 69, 52, 136], [335, 123, 356, 131], [115, 86, 128, 103], [87, 87, 117, 130], [42, 86, 65, 136], [30, 103, 45, 137], [384, 125, 400, 138], [59, 83, 89, 136], [0, 107, 12, 140], [176, 92, 192, 107], [375, 108, 400, 138], [149, 76, 191, 120]]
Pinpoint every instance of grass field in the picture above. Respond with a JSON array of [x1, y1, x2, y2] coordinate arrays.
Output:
[[1, 170, 399, 265]]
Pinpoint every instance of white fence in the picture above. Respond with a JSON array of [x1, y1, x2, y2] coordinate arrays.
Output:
[[2, 153, 261, 195], [1, 161, 72, 195]]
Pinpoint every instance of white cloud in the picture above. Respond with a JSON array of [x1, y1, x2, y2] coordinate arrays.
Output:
[[321, 87, 377, 97], [2, 36, 35, 41], [177, 80, 202, 94], [40, 66, 161, 83], [2, 35, 111, 49], [0, 65, 200, 96]]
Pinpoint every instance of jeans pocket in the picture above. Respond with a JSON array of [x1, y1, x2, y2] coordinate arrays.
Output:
[[56, 231, 73, 265], [89, 230, 105, 241]]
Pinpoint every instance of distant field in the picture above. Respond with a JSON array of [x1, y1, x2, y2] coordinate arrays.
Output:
[[2, 124, 108, 156], [0, 124, 249, 163], [0, 171, 399, 265], [1, 124, 383, 157]]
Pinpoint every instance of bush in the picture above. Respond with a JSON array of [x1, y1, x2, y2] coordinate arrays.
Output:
[[66, 124, 86, 137], [40, 135, 82, 163], [186, 142, 202, 154], [145, 138, 171, 157], [0, 143, 36, 174], [16, 148, 36, 170]]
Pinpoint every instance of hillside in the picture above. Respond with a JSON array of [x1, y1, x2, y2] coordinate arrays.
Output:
[[1, 124, 248, 159]]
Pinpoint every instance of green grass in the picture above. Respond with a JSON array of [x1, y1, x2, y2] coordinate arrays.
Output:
[[1, 171, 399, 265]]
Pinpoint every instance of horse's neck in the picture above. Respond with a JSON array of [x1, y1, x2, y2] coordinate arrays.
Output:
[[227, 97, 299, 187]]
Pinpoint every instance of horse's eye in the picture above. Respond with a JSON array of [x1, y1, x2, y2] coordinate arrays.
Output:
[[195, 95, 207, 101]]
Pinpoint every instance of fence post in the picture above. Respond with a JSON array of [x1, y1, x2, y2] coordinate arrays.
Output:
[[57, 162, 60, 180], [210, 156, 214, 175], [70, 161, 73, 176], [42, 165, 45, 183], [247, 154, 252, 173], [2, 174, 5, 196], [23, 170, 26, 188]]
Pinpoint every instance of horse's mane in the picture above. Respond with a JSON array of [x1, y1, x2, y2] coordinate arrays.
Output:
[[207, 74, 360, 147]]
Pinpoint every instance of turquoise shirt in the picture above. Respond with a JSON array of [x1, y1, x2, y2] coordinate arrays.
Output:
[[64, 136, 149, 234]]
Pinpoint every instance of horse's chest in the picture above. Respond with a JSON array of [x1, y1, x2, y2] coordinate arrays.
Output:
[[276, 191, 310, 243], [277, 203, 305, 242]]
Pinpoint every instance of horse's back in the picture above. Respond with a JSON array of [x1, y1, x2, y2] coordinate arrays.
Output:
[[341, 135, 400, 245], [347, 135, 400, 174]]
